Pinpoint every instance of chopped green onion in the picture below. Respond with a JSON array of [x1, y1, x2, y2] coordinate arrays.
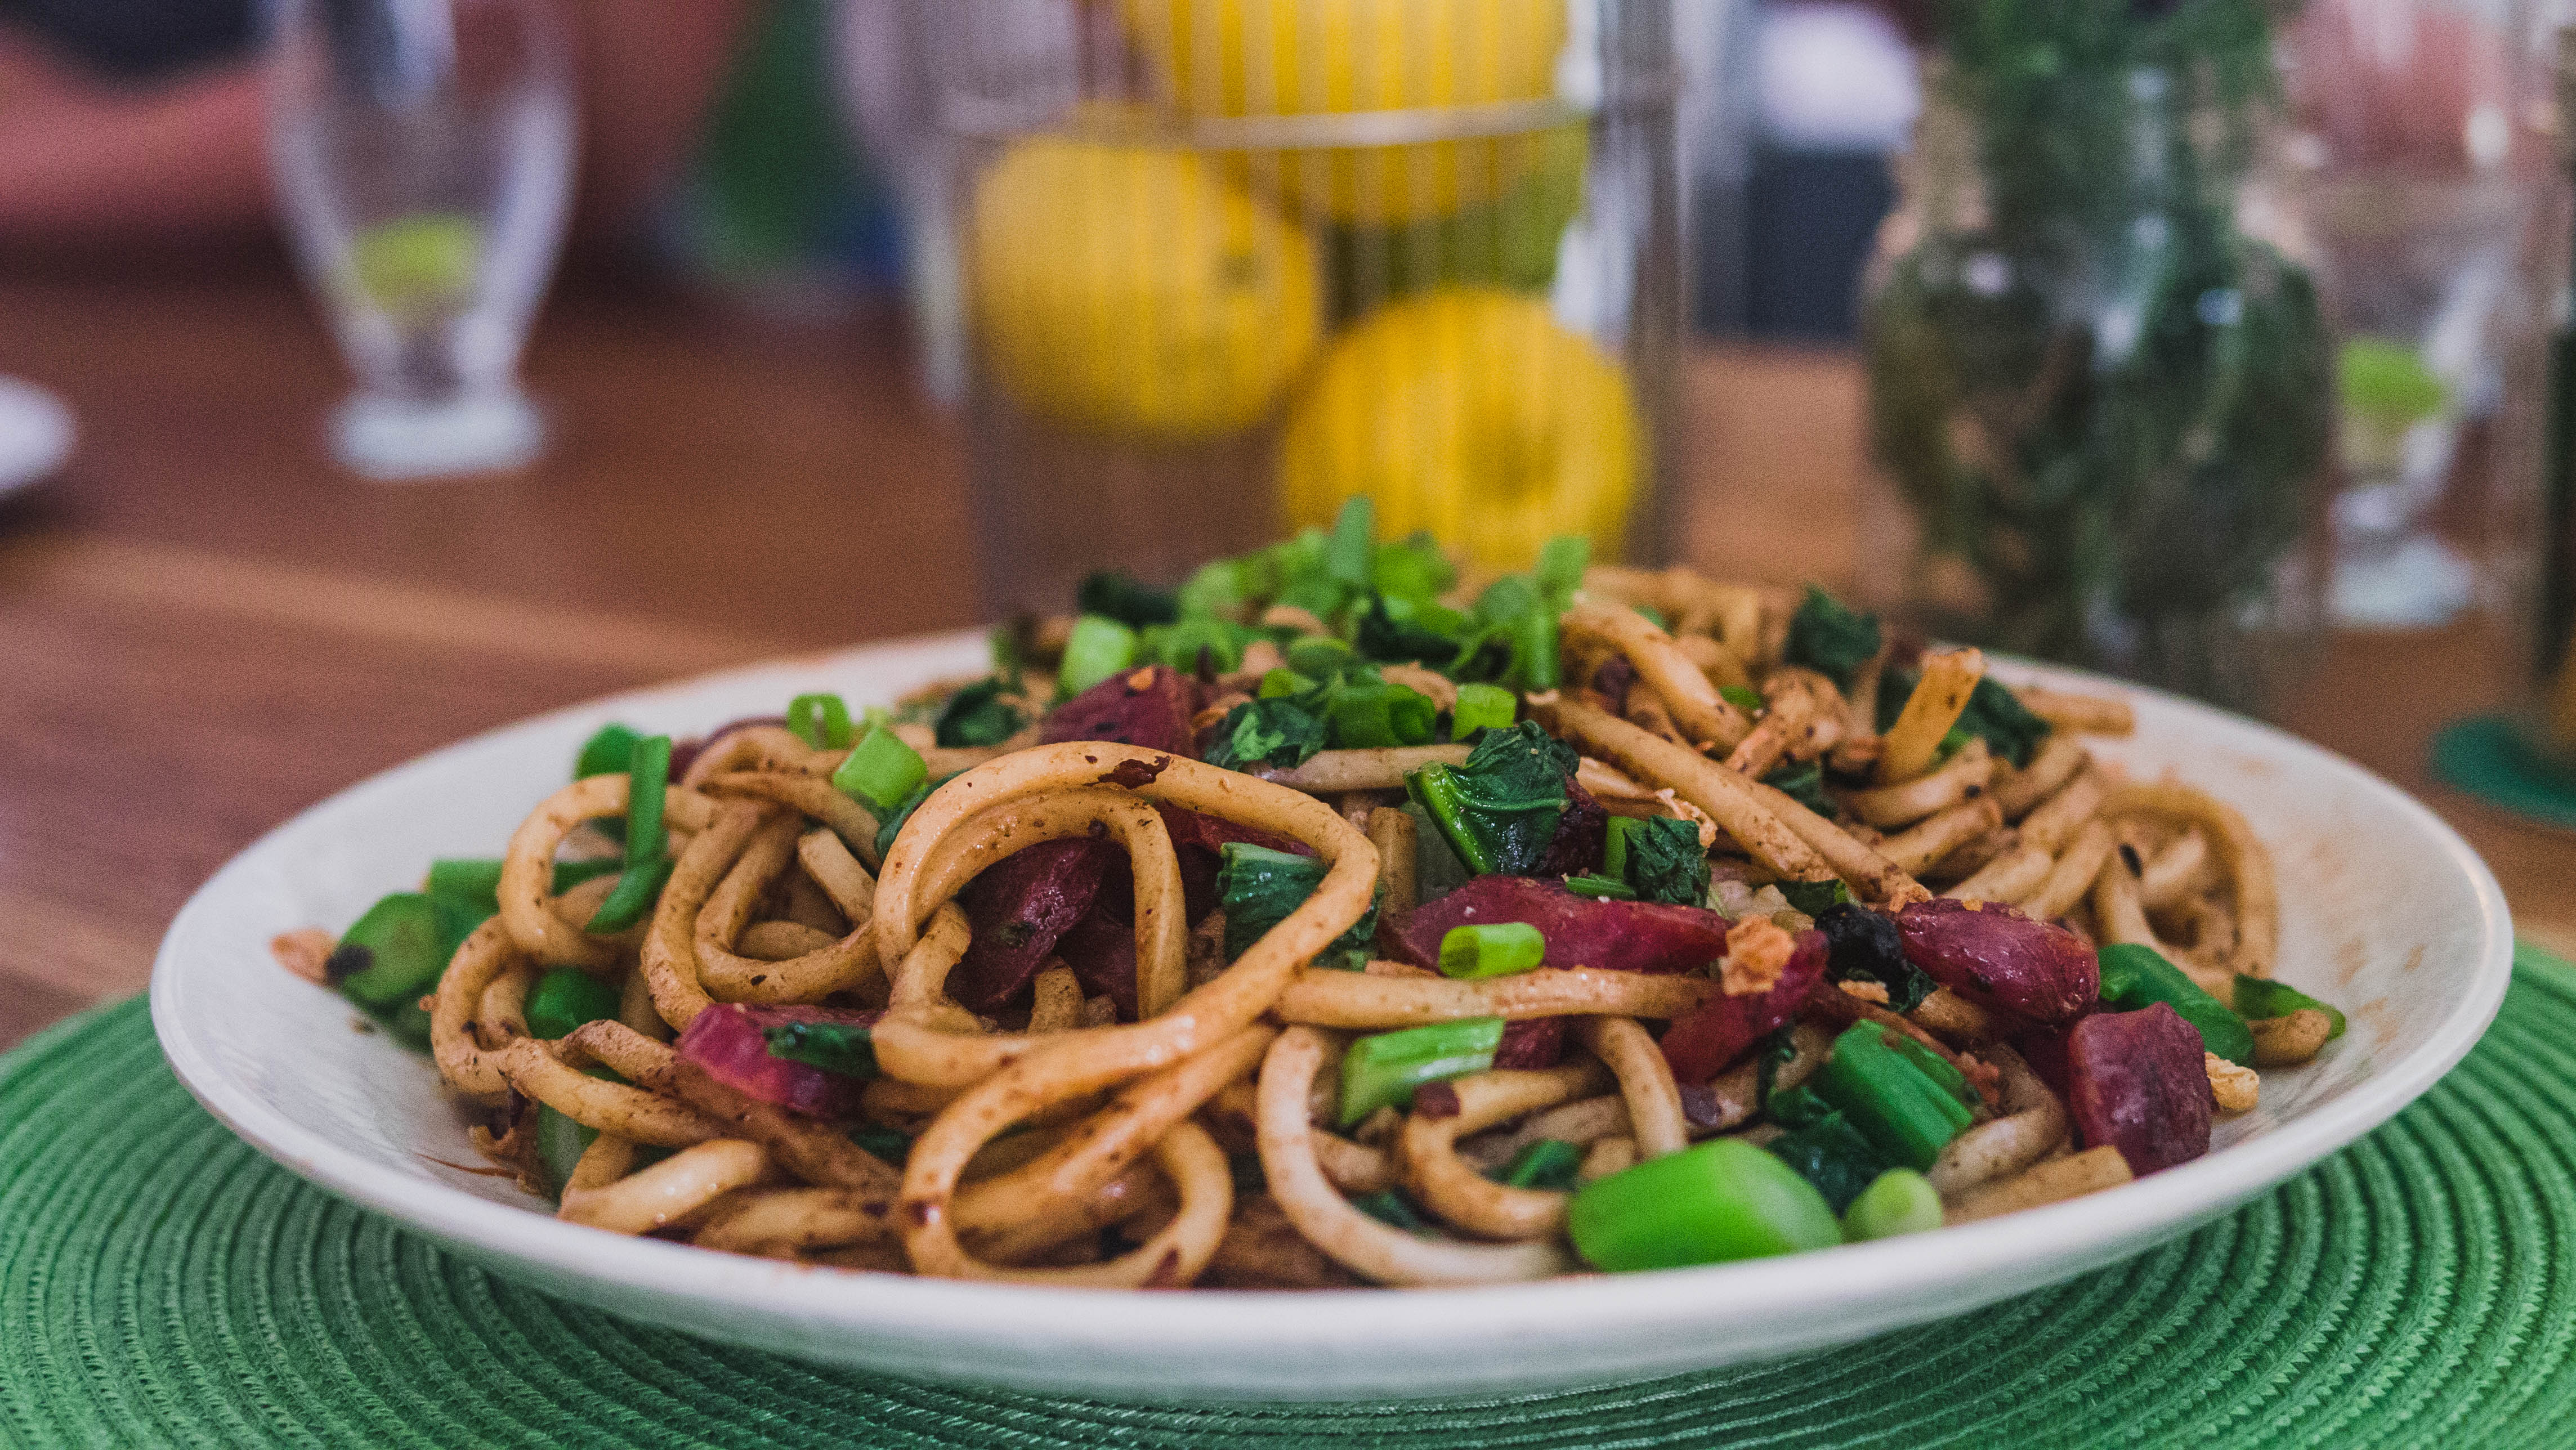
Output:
[[786, 693, 854, 749], [1058, 614, 1140, 696], [1841, 1167, 1944, 1241], [762, 1020, 878, 1079], [831, 723, 929, 815], [426, 857, 620, 920], [1563, 874, 1639, 899], [1808, 1023, 1975, 1170], [1535, 535, 1590, 601], [2098, 943, 2256, 1065], [1495, 1138, 1585, 1191], [526, 967, 622, 1040], [575, 723, 642, 780], [1450, 682, 1518, 739], [1352, 1189, 1429, 1233], [1285, 635, 1355, 678], [851, 1124, 912, 1166], [623, 735, 672, 862], [2230, 974, 2346, 1040], [1324, 495, 1376, 589], [586, 855, 676, 933], [1603, 815, 1633, 880], [1719, 684, 1764, 714], [1325, 680, 1438, 748], [1568, 1138, 1843, 1271], [1338, 1018, 1505, 1127], [334, 893, 455, 1049], [1371, 534, 1455, 602], [1259, 668, 1317, 699], [535, 1103, 597, 1195], [1438, 922, 1546, 980]]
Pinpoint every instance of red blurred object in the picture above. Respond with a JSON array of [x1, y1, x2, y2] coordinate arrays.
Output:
[[675, 1003, 882, 1121], [2065, 1003, 2213, 1175], [1897, 898, 2098, 1024], [1657, 929, 1827, 1082]]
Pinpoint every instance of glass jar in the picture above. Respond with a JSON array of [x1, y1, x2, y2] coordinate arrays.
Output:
[[1860, 37, 2334, 714], [906, 0, 1684, 614]]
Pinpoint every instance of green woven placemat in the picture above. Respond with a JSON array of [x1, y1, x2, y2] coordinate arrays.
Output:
[[7, 951, 2575, 1448], [2431, 715, 2576, 834]]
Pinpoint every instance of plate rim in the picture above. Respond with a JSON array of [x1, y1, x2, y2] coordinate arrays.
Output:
[[147, 630, 2517, 1395]]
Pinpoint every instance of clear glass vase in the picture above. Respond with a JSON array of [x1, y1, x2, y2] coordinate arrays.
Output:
[[1860, 45, 2334, 715]]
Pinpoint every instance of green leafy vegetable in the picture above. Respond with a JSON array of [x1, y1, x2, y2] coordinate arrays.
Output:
[[1354, 593, 1461, 667], [1324, 496, 1376, 590], [934, 677, 1028, 749], [1777, 878, 1853, 916], [1761, 760, 1838, 818], [1951, 678, 2052, 768], [425, 858, 619, 924], [2099, 943, 2255, 1064], [1352, 1189, 1430, 1233], [1372, 533, 1457, 602], [1076, 570, 1181, 627], [1611, 814, 1710, 906], [1535, 535, 1590, 599], [1141, 615, 1259, 674], [1322, 677, 1439, 748], [1403, 721, 1578, 876], [1219, 843, 1377, 970], [1719, 684, 1764, 714], [536, 1103, 597, 1195], [1765, 1106, 1888, 1215], [762, 1021, 879, 1080], [1563, 873, 1638, 899], [1450, 682, 1518, 739], [850, 1124, 913, 1167], [1204, 696, 1330, 773], [1783, 587, 1882, 690], [871, 773, 952, 861]]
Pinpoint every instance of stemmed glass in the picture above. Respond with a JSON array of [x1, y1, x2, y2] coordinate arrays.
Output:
[[267, 0, 577, 481]]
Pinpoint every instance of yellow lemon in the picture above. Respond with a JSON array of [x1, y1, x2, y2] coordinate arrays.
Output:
[[1121, 0, 1569, 225], [1277, 288, 1640, 571], [968, 136, 1321, 442]]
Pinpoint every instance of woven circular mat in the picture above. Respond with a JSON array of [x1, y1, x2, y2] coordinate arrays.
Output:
[[2431, 715, 2576, 835], [8, 952, 2576, 1449]]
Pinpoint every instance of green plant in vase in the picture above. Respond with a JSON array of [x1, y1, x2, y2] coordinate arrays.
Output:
[[1863, 0, 2332, 711]]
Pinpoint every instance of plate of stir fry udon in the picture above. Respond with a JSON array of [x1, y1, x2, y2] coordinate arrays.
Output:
[[154, 509, 2510, 1399]]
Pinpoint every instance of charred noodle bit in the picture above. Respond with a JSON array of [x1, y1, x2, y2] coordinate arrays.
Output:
[[1564, 603, 1755, 750], [1576, 1017, 1689, 1158], [1927, 1045, 2066, 1196], [874, 746, 1375, 1282], [561, 1137, 772, 1235], [1259, 1027, 1575, 1285], [1533, 697, 1833, 883], [1398, 1062, 1613, 1240], [2099, 781, 2278, 979], [1274, 966, 1715, 1027], [1879, 648, 1985, 785], [640, 802, 779, 1031], [694, 814, 884, 1004]]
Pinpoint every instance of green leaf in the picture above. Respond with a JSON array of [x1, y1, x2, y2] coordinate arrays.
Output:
[[1951, 678, 2052, 768], [1765, 1109, 1888, 1215], [1761, 760, 1839, 818], [1354, 594, 1461, 667], [1403, 721, 1576, 876], [1076, 571, 1180, 627], [1783, 587, 1883, 690], [1325, 496, 1377, 589], [1219, 843, 1379, 969], [1372, 533, 1456, 602], [1141, 616, 1258, 674], [1204, 697, 1329, 773], [934, 677, 1028, 749], [1613, 814, 1708, 906], [762, 1021, 878, 1080], [1777, 878, 1852, 916], [871, 774, 951, 862]]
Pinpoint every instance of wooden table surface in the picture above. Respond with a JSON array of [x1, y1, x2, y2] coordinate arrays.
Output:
[[3, 257, 2570, 1051]]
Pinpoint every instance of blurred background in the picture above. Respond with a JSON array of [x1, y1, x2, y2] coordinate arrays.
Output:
[[6, 0, 2576, 1047]]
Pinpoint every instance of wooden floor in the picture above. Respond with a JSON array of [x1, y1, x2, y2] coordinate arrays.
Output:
[[1, 258, 2567, 1050]]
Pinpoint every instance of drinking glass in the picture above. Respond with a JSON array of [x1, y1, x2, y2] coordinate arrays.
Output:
[[267, 0, 577, 481]]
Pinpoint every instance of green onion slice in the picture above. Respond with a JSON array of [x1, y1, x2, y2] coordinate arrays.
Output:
[[1338, 1018, 1505, 1127], [786, 692, 854, 749], [1450, 682, 1518, 740], [833, 723, 929, 815], [1438, 922, 1546, 980]]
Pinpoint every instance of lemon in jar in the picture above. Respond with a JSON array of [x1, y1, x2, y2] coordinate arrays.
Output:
[[1277, 287, 1640, 571], [968, 135, 1322, 441], [1121, 0, 1569, 225]]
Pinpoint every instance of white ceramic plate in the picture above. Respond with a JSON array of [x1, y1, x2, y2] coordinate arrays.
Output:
[[151, 632, 2514, 1401]]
